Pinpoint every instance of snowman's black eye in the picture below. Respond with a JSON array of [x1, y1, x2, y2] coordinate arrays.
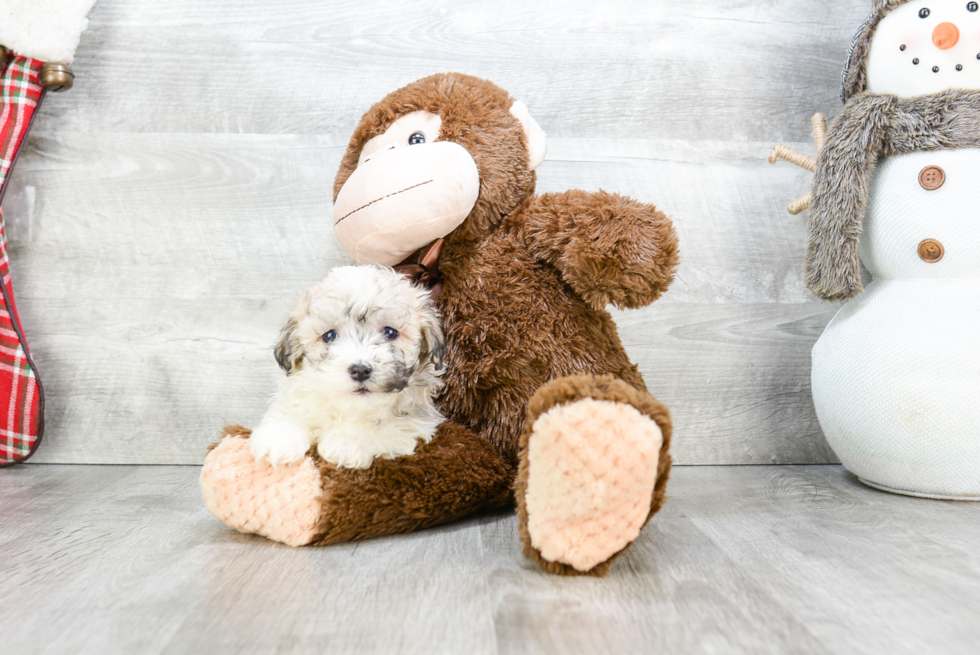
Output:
[[913, 58, 921, 64], [408, 132, 425, 145], [969, 2, 978, 12], [933, 65, 940, 72], [900, 44, 907, 51], [920, 7, 931, 17]]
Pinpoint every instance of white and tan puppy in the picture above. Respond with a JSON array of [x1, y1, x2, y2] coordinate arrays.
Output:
[[249, 265, 445, 469]]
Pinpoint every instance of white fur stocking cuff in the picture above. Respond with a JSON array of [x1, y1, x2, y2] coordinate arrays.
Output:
[[0, 0, 98, 64]]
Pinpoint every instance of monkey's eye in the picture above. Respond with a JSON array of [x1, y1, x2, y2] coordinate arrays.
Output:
[[382, 327, 399, 340], [323, 330, 338, 343], [920, 7, 931, 17], [408, 132, 425, 145], [970, 2, 978, 12]]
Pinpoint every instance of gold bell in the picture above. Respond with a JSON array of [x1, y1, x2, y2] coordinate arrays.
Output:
[[40, 63, 74, 92]]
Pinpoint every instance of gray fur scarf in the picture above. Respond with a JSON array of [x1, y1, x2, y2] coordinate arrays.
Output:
[[807, 89, 980, 301]]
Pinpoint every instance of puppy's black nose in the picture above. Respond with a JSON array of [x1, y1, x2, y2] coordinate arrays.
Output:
[[349, 363, 372, 382]]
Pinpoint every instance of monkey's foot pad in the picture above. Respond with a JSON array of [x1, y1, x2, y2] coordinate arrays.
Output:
[[522, 398, 663, 574], [200, 436, 322, 547]]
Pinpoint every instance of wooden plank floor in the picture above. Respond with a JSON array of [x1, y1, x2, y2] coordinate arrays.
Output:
[[2, 465, 977, 655]]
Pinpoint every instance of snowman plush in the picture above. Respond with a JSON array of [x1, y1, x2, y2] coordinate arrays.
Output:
[[795, 0, 980, 499]]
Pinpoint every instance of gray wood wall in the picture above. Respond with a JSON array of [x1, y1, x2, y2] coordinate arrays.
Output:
[[5, 0, 871, 465]]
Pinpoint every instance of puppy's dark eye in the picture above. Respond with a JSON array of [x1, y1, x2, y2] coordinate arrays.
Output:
[[408, 132, 425, 145], [970, 2, 978, 12], [323, 330, 337, 343], [382, 327, 399, 340], [920, 7, 931, 17]]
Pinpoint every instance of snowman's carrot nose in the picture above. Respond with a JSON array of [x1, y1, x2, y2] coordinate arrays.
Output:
[[933, 22, 960, 50]]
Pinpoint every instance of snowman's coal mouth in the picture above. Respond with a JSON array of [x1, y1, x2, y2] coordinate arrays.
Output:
[[901, 44, 978, 73], [909, 58, 966, 73]]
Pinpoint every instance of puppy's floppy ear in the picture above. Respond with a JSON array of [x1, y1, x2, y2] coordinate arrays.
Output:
[[418, 304, 446, 373], [274, 316, 304, 375]]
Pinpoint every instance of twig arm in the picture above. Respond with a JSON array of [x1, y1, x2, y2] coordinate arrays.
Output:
[[768, 144, 816, 172], [768, 112, 827, 214], [811, 113, 827, 153]]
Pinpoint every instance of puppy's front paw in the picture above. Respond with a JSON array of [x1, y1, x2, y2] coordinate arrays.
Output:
[[316, 437, 376, 469], [249, 420, 313, 467]]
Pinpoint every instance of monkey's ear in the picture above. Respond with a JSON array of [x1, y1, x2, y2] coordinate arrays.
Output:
[[274, 316, 304, 375], [509, 100, 547, 171]]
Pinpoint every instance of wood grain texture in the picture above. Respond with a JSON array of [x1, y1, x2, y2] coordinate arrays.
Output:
[[2, 464, 978, 654], [1, 0, 869, 464], [33, 0, 869, 142]]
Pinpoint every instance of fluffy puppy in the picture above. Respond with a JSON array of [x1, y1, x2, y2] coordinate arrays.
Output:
[[249, 265, 446, 469]]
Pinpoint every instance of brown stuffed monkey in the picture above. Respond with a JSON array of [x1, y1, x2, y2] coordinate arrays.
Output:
[[201, 73, 679, 577]]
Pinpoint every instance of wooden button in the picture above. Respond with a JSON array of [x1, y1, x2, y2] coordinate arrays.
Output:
[[918, 165, 945, 190], [917, 238, 945, 263]]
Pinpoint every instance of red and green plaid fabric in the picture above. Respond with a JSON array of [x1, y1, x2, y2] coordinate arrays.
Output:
[[0, 54, 45, 465]]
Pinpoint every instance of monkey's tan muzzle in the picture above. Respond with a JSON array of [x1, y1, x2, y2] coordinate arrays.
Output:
[[333, 142, 480, 266]]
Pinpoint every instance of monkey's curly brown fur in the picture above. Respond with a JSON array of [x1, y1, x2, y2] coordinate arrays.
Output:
[[333, 73, 678, 573], [206, 73, 679, 576]]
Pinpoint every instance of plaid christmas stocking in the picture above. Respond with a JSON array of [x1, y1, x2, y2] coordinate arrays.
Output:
[[0, 0, 96, 464], [0, 55, 45, 465]]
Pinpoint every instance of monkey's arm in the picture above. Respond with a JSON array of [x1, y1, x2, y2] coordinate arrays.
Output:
[[519, 190, 679, 310]]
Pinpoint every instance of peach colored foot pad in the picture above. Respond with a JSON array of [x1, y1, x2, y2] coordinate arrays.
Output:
[[200, 437, 322, 547], [525, 399, 663, 572]]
